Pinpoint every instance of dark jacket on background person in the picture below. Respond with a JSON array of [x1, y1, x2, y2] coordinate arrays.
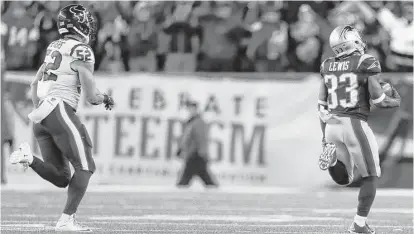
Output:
[[177, 114, 209, 160], [176, 113, 217, 187]]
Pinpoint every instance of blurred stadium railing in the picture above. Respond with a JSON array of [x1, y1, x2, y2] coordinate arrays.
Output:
[[1, 72, 412, 189]]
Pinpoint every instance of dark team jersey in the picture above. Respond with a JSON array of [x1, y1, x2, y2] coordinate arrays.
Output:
[[320, 53, 382, 121], [1, 4, 39, 70]]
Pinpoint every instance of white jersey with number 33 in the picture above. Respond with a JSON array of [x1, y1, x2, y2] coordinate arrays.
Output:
[[37, 38, 95, 110]]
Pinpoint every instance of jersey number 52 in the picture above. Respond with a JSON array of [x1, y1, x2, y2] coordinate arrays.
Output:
[[324, 73, 358, 109]]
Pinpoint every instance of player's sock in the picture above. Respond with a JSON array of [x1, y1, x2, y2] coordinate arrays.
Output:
[[354, 214, 367, 226], [30, 156, 70, 188], [357, 176, 378, 218], [58, 213, 71, 221], [328, 160, 349, 185], [63, 170, 92, 215]]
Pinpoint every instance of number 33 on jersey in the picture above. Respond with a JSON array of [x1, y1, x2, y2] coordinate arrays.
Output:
[[320, 54, 381, 121], [38, 38, 95, 110]]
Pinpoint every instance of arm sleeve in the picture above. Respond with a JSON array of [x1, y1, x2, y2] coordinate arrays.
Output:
[[70, 44, 95, 64]]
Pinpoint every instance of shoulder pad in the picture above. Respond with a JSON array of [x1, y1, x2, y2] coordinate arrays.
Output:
[[70, 43, 95, 63], [357, 54, 381, 74], [320, 57, 332, 75]]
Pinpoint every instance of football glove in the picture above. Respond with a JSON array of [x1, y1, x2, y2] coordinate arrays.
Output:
[[103, 94, 114, 110], [391, 86, 401, 99]]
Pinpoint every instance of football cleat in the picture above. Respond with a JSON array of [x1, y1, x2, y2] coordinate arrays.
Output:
[[55, 214, 92, 232], [318, 143, 337, 170], [348, 222, 375, 234], [9, 142, 33, 170]]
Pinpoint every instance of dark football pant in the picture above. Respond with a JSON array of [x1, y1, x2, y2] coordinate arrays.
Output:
[[177, 154, 217, 187], [31, 101, 95, 215]]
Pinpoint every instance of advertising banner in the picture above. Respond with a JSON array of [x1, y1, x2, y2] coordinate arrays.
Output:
[[3, 72, 412, 188]]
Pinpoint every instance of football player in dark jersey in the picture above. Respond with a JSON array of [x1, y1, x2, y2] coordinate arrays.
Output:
[[318, 25, 400, 234]]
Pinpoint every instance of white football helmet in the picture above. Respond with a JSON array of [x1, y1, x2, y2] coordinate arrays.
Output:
[[329, 25, 366, 58]]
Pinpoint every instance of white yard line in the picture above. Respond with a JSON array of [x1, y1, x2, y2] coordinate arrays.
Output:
[[312, 208, 413, 214], [1, 184, 413, 197], [1, 222, 412, 229]]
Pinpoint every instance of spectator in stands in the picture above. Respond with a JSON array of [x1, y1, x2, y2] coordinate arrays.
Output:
[[83, 2, 103, 71], [33, 1, 60, 69], [128, 2, 158, 72], [288, 4, 323, 72], [246, 3, 289, 72], [94, 2, 130, 73], [163, 1, 201, 72], [2, 2, 40, 70], [373, 1, 413, 72], [1, 0, 411, 73], [197, 2, 243, 72]]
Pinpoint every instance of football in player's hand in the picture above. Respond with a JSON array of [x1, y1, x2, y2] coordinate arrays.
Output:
[[381, 82, 393, 96]]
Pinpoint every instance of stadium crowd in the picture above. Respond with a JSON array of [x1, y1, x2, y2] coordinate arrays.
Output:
[[1, 1, 413, 73]]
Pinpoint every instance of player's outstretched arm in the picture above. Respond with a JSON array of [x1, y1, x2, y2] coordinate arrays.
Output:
[[71, 60, 105, 105], [368, 75, 401, 108], [30, 64, 45, 107]]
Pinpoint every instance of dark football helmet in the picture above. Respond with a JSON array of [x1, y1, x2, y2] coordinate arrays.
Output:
[[57, 4, 96, 44]]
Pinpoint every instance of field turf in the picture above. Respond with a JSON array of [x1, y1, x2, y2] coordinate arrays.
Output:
[[1, 185, 413, 234]]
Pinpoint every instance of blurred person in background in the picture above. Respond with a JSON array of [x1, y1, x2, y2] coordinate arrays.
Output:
[[82, 2, 102, 71], [246, 2, 289, 72], [1, 92, 15, 185], [1, 1, 40, 70], [163, 1, 202, 72], [94, 1, 130, 73], [369, 1, 413, 72], [176, 98, 218, 188], [1, 1, 12, 183], [197, 2, 243, 72], [127, 2, 158, 72], [288, 4, 323, 72], [33, 1, 60, 69]]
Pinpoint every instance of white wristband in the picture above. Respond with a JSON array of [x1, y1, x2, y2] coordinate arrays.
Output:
[[372, 93, 385, 104]]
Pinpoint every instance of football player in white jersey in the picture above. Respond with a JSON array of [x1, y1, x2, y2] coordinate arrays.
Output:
[[9, 4, 114, 232]]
